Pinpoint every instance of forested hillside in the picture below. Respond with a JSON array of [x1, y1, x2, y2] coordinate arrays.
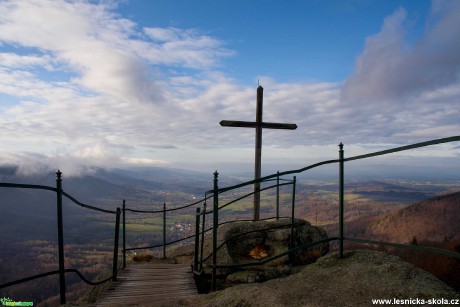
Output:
[[346, 191, 460, 243], [343, 191, 460, 291]]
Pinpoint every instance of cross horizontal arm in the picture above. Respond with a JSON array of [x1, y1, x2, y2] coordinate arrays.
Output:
[[259, 122, 297, 130], [220, 120, 257, 128], [220, 120, 297, 130]]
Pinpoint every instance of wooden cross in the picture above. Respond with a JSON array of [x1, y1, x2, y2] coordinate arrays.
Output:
[[220, 86, 297, 221]]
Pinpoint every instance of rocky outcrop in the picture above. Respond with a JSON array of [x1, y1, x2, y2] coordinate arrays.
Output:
[[199, 218, 328, 285], [159, 250, 460, 307]]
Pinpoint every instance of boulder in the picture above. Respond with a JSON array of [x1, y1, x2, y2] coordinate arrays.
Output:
[[199, 218, 328, 284]]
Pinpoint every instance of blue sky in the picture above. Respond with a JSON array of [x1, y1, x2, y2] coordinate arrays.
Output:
[[0, 0, 459, 176], [120, 0, 430, 83]]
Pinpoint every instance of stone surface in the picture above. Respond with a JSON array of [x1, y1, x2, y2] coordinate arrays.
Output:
[[157, 250, 460, 307], [200, 218, 329, 281]]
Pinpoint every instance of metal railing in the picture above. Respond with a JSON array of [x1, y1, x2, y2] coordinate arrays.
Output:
[[1, 135, 460, 301], [122, 195, 211, 262], [0, 173, 218, 304], [0, 171, 121, 305], [192, 135, 460, 291], [123, 170, 297, 273]]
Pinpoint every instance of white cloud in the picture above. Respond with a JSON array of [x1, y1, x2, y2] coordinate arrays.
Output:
[[0, 0, 236, 171], [334, 0, 460, 149], [0, 0, 458, 174], [0, 53, 54, 69], [0, 0, 234, 106], [393, 125, 460, 138], [142, 27, 234, 68], [341, 1, 460, 102], [121, 157, 167, 165]]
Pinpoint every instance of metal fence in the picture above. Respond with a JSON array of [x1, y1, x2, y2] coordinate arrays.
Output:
[[0, 172, 208, 304], [0, 171, 120, 305], [192, 135, 460, 291], [1, 135, 460, 302]]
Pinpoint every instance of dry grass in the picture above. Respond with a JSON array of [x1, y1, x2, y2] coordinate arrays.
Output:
[[133, 253, 155, 262]]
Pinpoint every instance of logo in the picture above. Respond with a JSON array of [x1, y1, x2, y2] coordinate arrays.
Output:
[[0, 297, 34, 306]]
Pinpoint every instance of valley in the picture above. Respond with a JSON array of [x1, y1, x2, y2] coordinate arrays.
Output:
[[1, 165, 459, 305]]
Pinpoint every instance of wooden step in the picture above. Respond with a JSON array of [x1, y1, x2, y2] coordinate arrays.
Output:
[[96, 263, 197, 306]]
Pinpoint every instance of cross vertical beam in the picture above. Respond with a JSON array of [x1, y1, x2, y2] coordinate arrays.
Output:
[[220, 86, 297, 221], [254, 86, 263, 221]]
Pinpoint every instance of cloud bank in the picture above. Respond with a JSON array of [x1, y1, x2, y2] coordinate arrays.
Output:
[[341, 1, 460, 102], [0, 0, 459, 175]]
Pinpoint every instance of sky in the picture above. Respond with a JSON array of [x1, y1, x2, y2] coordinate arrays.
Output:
[[0, 0, 459, 176]]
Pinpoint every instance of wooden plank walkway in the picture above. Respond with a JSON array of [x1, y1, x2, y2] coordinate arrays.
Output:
[[96, 263, 198, 306]]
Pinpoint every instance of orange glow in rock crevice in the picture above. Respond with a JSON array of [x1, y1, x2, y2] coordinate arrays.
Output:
[[248, 245, 268, 260]]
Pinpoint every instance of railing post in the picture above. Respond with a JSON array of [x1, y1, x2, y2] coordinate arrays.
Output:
[[212, 171, 219, 291], [112, 207, 121, 281], [200, 200, 207, 272], [290, 176, 296, 249], [163, 203, 167, 259], [339, 142, 345, 258], [194, 207, 201, 271], [276, 171, 280, 220], [122, 200, 126, 269], [56, 170, 66, 305]]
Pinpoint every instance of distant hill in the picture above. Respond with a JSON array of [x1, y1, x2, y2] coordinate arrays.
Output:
[[0, 165, 218, 207], [0, 165, 221, 246], [346, 191, 460, 243]]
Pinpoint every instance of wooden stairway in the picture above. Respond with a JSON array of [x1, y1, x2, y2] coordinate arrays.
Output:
[[96, 263, 198, 306]]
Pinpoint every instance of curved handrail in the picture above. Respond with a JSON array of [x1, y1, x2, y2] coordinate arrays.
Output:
[[0, 176, 122, 303], [0, 182, 117, 214], [0, 182, 57, 192], [344, 135, 460, 162], [65, 268, 122, 286], [208, 159, 339, 194], [201, 219, 302, 264], [0, 266, 123, 289], [343, 237, 460, 260], [0, 270, 60, 289], [213, 237, 338, 269], [205, 180, 294, 215], [124, 233, 197, 252], [206, 135, 460, 195], [62, 191, 117, 214]]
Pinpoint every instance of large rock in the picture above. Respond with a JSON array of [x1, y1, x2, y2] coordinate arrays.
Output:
[[161, 250, 460, 307], [199, 218, 328, 284]]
